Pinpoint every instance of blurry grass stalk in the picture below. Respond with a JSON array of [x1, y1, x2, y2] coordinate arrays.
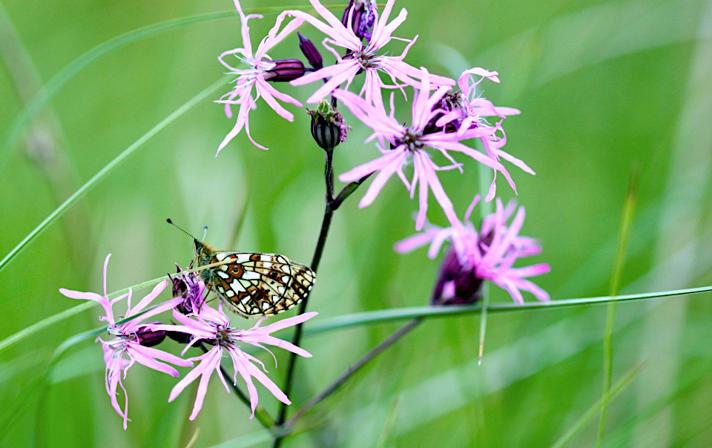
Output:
[[0, 2, 95, 268], [596, 169, 638, 445], [0, 76, 229, 273], [552, 363, 643, 448]]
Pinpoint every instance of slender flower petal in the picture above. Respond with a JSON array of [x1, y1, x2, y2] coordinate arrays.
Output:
[[396, 199, 550, 304], [59, 255, 193, 429]]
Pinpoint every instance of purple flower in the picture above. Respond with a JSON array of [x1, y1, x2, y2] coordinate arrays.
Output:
[[433, 68, 533, 199], [286, 0, 454, 105], [170, 265, 206, 315], [395, 197, 550, 304], [154, 305, 317, 420], [59, 254, 192, 429], [333, 70, 515, 230], [217, 0, 305, 152]]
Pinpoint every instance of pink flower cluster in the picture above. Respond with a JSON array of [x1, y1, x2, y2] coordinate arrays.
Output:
[[218, 0, 532, 230], [60, 254, 316, 429]]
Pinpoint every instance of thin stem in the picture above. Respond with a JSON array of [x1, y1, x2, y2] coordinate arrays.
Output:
[[274, 149, 337, 438], [0, 77, 228, 273], [283, 319, 422, 433]]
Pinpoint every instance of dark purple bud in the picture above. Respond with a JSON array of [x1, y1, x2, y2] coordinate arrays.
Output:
[[308, 101, 349, 151], [265, 59, 306, 82], [298, 33, 323, 70], [341, 0, 377, 42], [431, 249, 483, 306], [136, 324, 166, 347]]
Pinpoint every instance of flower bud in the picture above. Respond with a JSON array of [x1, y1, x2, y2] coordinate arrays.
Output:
[[265, 59, 306, 82], [308, 101, 349, 151], [431, 249, 483, 306], [341, 0, 377, 41], [298, 33, 323, 70], [136, 325, 166, 347]]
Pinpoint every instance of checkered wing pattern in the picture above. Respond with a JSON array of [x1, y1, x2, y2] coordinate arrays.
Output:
[[209, 252, 316, 317]]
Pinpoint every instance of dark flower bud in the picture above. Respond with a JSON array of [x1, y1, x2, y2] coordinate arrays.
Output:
[[308, 100, 349, 151], [136, 324, 166, 347], [341, 0, 377, 42], [298, 33, 323, 70], [431, 248, 483, 306], [265, 59, 306, 82]]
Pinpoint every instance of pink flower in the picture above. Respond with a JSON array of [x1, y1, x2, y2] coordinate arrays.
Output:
[[435, 68, 534, 199], [155, 305, 317, 420], [333, 70, 515, 230], [59, 254, 192, 429], [217, 0, 305, 152], [286, 0, 454, 105], [395, 197, 550, 304]]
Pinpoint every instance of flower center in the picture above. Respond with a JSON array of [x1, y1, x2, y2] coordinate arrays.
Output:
[[399, 129, 424, 152]]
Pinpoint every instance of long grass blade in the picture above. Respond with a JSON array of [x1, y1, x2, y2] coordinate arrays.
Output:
[[306, 285, 712, 334], [552, 364, 643, 448], [0, 77, 227, 273], [596, 169, 638, 445]]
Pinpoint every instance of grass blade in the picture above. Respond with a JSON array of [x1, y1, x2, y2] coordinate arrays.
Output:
[[552, 364, 643, 448], [0, 77, 227, 273], [596, 169, 638, 445], [305, 285, 712, 334]]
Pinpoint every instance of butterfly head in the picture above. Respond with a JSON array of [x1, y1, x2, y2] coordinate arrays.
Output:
[[167, 218, 216, 268]]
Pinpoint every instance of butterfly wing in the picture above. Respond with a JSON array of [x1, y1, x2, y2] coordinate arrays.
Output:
[[209, 252, 315, 317]]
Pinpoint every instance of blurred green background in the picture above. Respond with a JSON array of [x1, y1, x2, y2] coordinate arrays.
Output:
[[2, 0, 712, 446]]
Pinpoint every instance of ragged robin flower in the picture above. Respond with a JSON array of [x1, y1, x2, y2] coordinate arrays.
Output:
[[152, 304, 318, 420], [396, 197, 550, 304], [59, 254, 192, 429], [334, 69, 518, 230], [217, 0, 306, 152]]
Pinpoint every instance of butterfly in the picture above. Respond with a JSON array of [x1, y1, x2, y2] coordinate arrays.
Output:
[[168, 219, 316, 317]]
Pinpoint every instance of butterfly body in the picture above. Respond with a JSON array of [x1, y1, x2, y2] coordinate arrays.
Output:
[[195, 240, 315, 317]]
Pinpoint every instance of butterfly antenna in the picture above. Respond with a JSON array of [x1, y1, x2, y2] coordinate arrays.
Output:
[[166, 218, 200, 242], [201, 225, 208, 241]]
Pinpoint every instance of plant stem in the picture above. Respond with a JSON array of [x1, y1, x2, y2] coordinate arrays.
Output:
[[273, 149, 371, 446], [282, 319, 422, 433]]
